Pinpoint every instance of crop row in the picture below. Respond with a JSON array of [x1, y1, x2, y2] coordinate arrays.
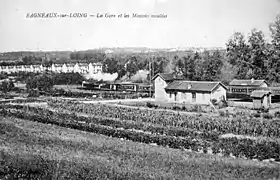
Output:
[[48, 100, 280, 138], [1, 104, 280, 161], [0, 104, 219, 141]]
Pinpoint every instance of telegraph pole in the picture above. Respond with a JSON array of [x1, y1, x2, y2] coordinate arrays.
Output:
[[149, 49, 151, 98]]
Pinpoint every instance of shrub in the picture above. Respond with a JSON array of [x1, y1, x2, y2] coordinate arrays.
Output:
[[190, 104, 202, 112], [146, 102, 158, 108], [263, 113, 273, 119], [211, 99, 218, 105], [28, 90, 40, 97], [253, 113, 261, 118], [274, 111, 280, 118]]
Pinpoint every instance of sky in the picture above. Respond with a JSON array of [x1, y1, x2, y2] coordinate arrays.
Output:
[[0, 0, 280, 52]]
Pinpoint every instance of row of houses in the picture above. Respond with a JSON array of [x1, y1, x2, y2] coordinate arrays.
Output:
[[153, 73, 275, 109], [0, 62, 103, 74]]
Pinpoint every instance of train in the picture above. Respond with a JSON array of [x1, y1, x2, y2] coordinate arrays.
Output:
[[82, 81, 154, 93]]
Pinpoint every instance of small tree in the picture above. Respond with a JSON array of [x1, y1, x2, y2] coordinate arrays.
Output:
[[0, 80, 14, 93], [26, 74, 54, 92]]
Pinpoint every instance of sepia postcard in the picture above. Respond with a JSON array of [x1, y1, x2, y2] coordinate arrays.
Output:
[[0, 0, 280, 179]]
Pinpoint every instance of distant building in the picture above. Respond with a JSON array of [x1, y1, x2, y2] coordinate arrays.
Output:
[[228, 78, 268, 95], [62, 63, 76, 73], [152, 73, 184, 102], [89, 62, 102, 74], [0, 62, 103, 75], [251, 90, 272, 109], [165, 81, 227, 104], [51, 64, 63, 73]]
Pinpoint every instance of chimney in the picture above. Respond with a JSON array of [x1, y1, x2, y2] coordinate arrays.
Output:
[[251, 78, 254, 84]]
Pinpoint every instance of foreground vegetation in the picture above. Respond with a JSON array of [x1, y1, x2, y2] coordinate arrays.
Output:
[[1, 116, 280, 179], [48, 100, 280, 138], [2, 103, 280, 162]]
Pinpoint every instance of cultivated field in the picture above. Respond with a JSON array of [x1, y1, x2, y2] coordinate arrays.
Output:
[[1, 98, 280, 179], [1, 116, 280, 180]]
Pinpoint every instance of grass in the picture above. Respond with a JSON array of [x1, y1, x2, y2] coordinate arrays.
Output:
[[1, 116, 280, 179]]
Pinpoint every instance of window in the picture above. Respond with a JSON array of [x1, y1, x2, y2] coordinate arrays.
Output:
[[192, 93, 196, 102]]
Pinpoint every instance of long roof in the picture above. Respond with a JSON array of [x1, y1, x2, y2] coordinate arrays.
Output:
[[229, 79, 267, 86], [251, 90, 271, 98], [165, 80, 227, 92], [152, 73, 183, 81]]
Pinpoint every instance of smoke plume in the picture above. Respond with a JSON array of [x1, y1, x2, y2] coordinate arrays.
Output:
[[120, 69, 149, 83], [130, 70, 149, 82], [84, 72, 118, 82], [164, 58, 174, 73]]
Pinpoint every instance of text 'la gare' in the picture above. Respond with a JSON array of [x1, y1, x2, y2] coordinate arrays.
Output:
[[97, 13, 116, 18]]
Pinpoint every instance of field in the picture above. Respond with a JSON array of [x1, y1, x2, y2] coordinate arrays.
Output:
[[108, 99, 280, 119], [1, 116, 280, 180], [1, 98, 280, 179]]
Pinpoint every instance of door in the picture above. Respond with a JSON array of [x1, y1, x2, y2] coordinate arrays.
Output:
[[192, 93, 196, 102]]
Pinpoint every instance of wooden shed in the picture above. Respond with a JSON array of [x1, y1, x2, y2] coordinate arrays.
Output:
[[251, 90, 272, 110]]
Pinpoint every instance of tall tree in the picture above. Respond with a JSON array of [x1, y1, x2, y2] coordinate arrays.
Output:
[[126, 56, 139, 78], [193, 52, 204, 80], [204, 50, 223, 81], [102, 57, 118, 74], [268, 14, 280, 83], [248, 29, 269, 79], [226, 32, 251, 79], [175, 57, 184, 75], [182, 55, 196, 80]]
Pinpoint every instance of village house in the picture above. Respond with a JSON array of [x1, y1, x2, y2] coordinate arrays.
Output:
[[62, 63, 68, 73], [65, 63, 76, 73], [88, 62, 102, 74], [33, 65, 42, 73], [165, 81, 227, 104], [73, 63, 81, 73], [15, 65, 22, 72], [1, 66, 6, 74], [7, 66, 14, 74], [78, 63, 89, 74], [228, 78, 268, 95], [0, 62, 104, 74], [51, 64, 63, 73], [152, 73, 184, 102], [24, 65, 31, 72], [251, 90, 272, 109], [11, 66, 17, 73]]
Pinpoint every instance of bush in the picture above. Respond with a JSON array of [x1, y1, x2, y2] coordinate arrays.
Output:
[[0, 80, 14, 93], [172, 106, 181, 110], [146, 102, 153, 108], [190, 104, 202, 112], [28, 90, 40, 97], [52, 72, 85, 85], [26, 74, 54, 92], [211, 99, 218, 105], [253, 113, 261, 118], [274, 111, 280, 118], [263, 113, 273, 119]]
